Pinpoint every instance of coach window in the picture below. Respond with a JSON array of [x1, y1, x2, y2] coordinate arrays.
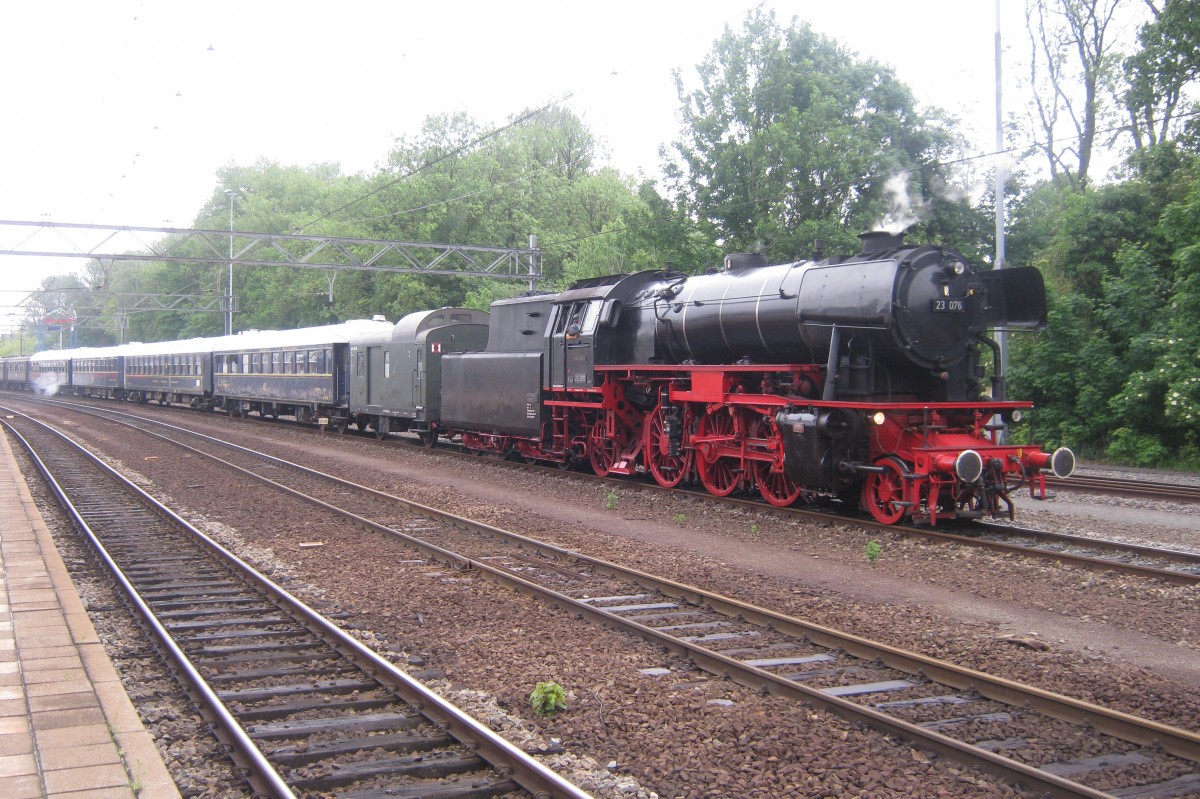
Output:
[[384, 351, 391, 379], [295, 352, 306, 374], [271, 351, 281, 373], [283, 352, 292, 374], [251, 353, 260, 373]]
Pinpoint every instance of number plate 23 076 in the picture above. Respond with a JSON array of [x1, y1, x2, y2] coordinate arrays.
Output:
[[931, 298, 965, 313]]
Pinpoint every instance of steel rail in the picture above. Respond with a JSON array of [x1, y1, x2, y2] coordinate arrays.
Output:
[[1, 415, 297, 799], [1, 409, 592, 799], [888, 522, 1200, 586], [32, 402, 1200, 799], [1048, 474, 1200, 504]]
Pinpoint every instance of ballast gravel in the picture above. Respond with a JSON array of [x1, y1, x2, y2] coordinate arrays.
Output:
[[6, 403, 1199, 799]]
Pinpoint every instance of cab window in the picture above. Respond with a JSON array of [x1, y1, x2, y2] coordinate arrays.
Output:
[[556, 300, 599, 338]]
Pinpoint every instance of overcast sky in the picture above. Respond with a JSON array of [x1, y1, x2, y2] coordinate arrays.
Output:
[[0, 0, 1125, 326]]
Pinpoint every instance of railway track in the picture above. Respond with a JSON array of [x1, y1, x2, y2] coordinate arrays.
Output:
[[6, 399, 1199, 799], [0, 409, 591, 799], [1048, 473, 1200, 504], [7, 391, 1200, 586]]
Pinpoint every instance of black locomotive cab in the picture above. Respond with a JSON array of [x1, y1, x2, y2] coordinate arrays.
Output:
[[546, 271, 668, 390]]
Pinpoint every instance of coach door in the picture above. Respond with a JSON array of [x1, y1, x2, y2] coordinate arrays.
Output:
[[366, 346, 386, 407]]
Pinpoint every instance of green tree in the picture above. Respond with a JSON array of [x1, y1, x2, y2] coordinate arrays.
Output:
[[664, 8, 964, 261], [1124, 0, 1200, 150], [1008, 144, 1200, 464], [1024, 0, 1129, 190]]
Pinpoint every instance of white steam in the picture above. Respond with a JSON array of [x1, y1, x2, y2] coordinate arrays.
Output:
[[874, 171, 925, 233]]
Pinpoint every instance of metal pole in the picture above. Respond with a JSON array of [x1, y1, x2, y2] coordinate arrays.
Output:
[[994, 0, 1008, 385], [225, 189, 235, 333]]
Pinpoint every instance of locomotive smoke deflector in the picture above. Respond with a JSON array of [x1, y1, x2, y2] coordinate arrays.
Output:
[[981, 266, 1049, 330]]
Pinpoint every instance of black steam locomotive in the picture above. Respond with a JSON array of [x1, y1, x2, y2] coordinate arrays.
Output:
[[1, 231, 1072, 524]]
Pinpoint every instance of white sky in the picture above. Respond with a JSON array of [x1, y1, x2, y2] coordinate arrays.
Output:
[[0, 0, 1139, 328]]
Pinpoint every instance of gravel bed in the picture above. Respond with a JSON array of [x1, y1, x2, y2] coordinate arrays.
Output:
[[8, 402, 1200, 798]]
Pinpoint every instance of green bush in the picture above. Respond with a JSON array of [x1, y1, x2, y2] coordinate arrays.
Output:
[[865, 540, 883, 563], [1105, 427, 1169, 467], [530, 681, 567, 717]]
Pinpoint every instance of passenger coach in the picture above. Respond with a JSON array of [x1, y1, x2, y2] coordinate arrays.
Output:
[[29, 349, 76, 395], [123, 338, 216, 407], [212, 319, 394, 424], [69, 348, 125, 399], [1, 355, 30, 391]]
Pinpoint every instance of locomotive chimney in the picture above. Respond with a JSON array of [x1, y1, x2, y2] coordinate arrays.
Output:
[[722, 253, 768, 272], [858, 230, 905, 255]]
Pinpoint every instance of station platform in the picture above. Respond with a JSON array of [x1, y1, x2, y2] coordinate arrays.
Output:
[[0, 428, 180, 799]]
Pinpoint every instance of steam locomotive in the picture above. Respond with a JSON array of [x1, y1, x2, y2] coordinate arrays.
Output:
[[0, 231, 1073, 525]]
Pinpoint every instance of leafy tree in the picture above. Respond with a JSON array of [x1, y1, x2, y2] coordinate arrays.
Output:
[[1123, 0, 1200, 150], [1024, 0, 1130, 190], [1008, 144, 1200, 464], [664, 8, 964, 261]]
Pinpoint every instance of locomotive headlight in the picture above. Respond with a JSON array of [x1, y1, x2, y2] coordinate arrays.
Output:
[[870, 411, 886, 426], [1010, 409, 1023, 423], [944, 260, 966, 276]]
